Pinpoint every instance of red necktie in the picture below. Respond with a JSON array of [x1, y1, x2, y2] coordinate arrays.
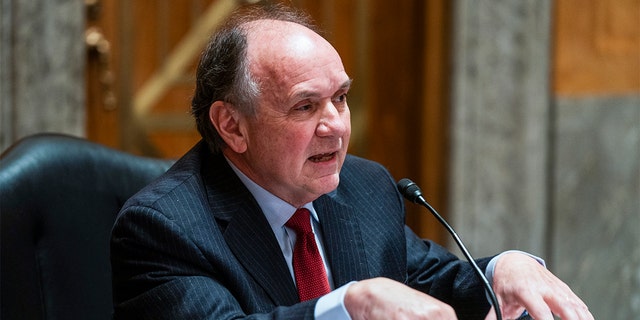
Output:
[[286, 208, 331, 301]]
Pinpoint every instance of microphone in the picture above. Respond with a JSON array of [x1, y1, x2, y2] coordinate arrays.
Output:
[[397, 178, 503, 320]]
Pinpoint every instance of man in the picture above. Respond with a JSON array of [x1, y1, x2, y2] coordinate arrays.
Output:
[[111, 4, 592, 320]]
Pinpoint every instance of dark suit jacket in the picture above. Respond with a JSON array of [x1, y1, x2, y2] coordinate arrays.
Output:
[[111, 141, 492, 319]]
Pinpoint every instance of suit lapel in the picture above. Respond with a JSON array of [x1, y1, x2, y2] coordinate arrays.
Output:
[[314, 194, 370, 287], [223, 204, 299, 306], [201, 151, 299, 306]]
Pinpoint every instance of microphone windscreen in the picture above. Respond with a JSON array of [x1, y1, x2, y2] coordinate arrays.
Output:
[[396, 178, 422, 203]]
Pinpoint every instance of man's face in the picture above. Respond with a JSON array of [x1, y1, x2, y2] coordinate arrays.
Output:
[[235, 20, 352, 207]]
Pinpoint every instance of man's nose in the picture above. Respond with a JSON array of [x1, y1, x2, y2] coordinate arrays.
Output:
[[316, 101, 348, 137]]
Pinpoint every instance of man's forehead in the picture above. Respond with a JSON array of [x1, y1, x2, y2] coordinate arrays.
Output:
[[242, 18, 346, 97], [244, 20, 331, 72], [243, 19, 310, 38]]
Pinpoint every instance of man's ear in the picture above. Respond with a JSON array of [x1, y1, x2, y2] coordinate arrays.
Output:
[[209, 101, 247, 153]]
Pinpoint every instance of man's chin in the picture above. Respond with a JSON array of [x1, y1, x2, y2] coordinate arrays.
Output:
[[314, 174, 340, 194]]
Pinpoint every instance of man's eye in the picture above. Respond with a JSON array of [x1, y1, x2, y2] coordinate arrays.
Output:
[[295, 104, 312, 111], [335, 93, 348, 103]]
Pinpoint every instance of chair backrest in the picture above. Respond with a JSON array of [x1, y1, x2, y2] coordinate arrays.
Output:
[[0, 133, 173, 320]]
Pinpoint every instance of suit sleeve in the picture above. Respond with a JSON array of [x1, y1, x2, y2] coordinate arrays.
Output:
[[354, 156, 493, 318], [343, 157, 490, 319], [110, 205, 316, 320]]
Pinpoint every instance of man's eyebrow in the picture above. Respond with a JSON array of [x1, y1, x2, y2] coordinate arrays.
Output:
[[290, 79, 354, 101], [339, 79, 354, 91]]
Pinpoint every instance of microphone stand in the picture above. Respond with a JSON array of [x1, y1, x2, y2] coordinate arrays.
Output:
[[398, 179, 502, 320]]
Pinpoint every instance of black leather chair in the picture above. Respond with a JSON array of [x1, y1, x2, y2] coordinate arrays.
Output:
[[0, 133, 173, 320]]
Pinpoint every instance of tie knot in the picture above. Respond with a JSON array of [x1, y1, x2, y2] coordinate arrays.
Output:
[[286, 208, 313, 234]]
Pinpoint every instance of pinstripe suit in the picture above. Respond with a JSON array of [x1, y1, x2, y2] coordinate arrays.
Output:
[[111, 141, 493, 319]]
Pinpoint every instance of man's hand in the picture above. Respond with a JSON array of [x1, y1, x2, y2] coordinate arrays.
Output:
[[344, 277, 457, 320], [486, 252, 593, 320]]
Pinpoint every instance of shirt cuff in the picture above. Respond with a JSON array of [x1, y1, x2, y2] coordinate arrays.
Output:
[[485, 250, 546, 287], [484, 250, 547, 287], [314, 281, 356, 320], [484, 249, 546, 307]]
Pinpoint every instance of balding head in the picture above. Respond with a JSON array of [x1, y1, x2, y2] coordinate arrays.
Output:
[[191, 4, 320, 153]]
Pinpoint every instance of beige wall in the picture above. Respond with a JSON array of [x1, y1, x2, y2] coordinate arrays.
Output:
[[0, 0, 86, 152]]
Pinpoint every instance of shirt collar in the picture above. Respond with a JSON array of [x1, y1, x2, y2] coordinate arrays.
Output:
[[225, 157, 320, 231]]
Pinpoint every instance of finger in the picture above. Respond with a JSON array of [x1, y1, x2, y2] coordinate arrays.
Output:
[[545, 291, 593, 320], [517, 292, 554, 320], [496, 295, 528, 319]]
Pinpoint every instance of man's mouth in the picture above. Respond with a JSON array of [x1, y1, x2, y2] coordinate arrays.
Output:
[[308, 152, 337, 163]]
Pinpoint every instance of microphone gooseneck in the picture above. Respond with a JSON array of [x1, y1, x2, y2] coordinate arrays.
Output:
[[397, 178, 503, 320]]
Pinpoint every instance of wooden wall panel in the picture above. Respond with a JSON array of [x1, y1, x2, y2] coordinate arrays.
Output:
[[553, 0, 640, 95], [419, 0, 451, 242], [86, 0, 120, 148]]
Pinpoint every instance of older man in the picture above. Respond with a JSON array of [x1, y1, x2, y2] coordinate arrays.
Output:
[[111, 4, 592, 320]]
